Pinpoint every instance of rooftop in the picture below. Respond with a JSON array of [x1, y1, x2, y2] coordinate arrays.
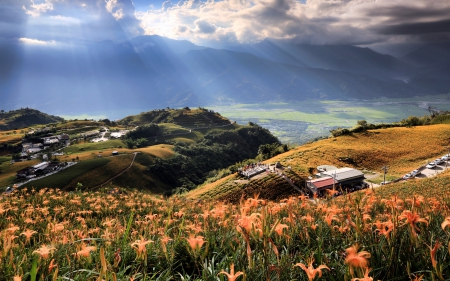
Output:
[[320, 167, 364, 182], [310, 176, 338, 189]]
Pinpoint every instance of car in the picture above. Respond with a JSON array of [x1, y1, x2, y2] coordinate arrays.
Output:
[[403, 173, 414, 180], [426, 162, 437, 169], [411, 169, 421, 176], [434, 158, 444, 165], [441, 155, 450, 161], [380, 181, 391, 185]]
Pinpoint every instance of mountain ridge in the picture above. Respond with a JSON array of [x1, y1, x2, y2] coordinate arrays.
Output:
[[1, 36, 449, 115]]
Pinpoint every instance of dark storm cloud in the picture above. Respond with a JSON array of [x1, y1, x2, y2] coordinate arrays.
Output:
[[376, 19, 450, 35], [366, 6, 450, 23]]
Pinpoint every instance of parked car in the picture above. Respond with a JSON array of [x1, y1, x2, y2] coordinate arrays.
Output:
[[403, 173, 414, 180], [380, 181, 391, 185], [411, 169, 421, 176], [426, 162, 437, 169], [434, 158, 444, 165], [441, 155, 450, 161]]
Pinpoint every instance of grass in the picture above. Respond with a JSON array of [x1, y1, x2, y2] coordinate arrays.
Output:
[[268, 124, 450, 176], [5, 171, 450, 280], [136, 144, 174, 159], [63, 154, 134, 190], [0, 159, 40, 188], [0, 131, 24, 144], [63, 140, 125, 154], [23, 158, 110, 190], [186, 173, 237, 199]]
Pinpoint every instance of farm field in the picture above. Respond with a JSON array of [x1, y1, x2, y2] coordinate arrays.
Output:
[[206, 95, 450, 144], [2, 171, 450, 280]]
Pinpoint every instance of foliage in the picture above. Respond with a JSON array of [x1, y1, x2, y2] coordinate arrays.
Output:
[[148, 124, 280, 191], [0, 107, 63, 130], [125, 124, 160, 140], [3, 172, 450, 280]]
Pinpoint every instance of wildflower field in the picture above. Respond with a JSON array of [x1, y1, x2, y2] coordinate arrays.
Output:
[[271, 124, 450, 176], [2, 171, 450, 281]]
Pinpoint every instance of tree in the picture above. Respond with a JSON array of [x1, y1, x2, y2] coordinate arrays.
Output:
[[357, 120, 367, 127]]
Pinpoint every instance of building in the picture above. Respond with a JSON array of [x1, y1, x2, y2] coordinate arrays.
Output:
[[319, 167, 365, 186], [58, 134, 70, 141], [33, 162, 49, 171], [306, 176, 338, 194], [308, 167, 365, 194]]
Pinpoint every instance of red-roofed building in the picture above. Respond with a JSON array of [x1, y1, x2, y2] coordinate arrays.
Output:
[[306, 176, 338, 193]]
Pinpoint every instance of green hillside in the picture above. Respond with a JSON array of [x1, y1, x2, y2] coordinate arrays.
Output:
[[0, 108, 64, 130], [118, 107, 231, 127]]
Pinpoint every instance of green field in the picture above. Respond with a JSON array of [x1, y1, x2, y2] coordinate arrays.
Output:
[[63, 139, 125, 154], [206, 95, 450, 144], [22, 158, 110, 190]]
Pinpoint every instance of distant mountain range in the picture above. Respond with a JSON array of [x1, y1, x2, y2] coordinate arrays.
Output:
[[1, 35, 449, 117]]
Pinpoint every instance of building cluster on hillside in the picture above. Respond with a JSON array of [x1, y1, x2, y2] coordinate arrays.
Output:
[[307, 166, 367, 197], [16, 161, 65, 179], [18, 133, 70, 160]]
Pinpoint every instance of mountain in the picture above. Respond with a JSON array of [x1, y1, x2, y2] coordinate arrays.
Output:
[[1, 35, 449, 116], [401, 42, 450, 67], [0, 108, 64, 130], [226, 40, 415, 80], [178, 48, 418, 102]]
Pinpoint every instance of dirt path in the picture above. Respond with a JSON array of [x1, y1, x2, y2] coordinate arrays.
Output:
[[89, 152, 139, 190]]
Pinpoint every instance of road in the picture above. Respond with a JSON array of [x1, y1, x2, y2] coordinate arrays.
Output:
[[419, 162, 449, 178]]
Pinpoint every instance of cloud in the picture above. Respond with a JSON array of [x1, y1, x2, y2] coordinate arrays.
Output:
[[105, 0, 124, 20], [18, 37, 56, 45], [194, 19, 216, 34], [136, 0, 450, 46], [0, 0, 144, 42], [24, 0, 53, 17]]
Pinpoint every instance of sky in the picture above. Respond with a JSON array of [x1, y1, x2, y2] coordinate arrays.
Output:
[[1, 0, 450, 53]]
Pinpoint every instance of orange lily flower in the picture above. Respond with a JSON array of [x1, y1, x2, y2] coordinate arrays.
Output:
[[441, 216, 450, 231], [345, 245, 371, 276], [131, 238, 153, 259], [75, 243, 97, 259], [33, 244, 56, 259], [398, 210, 428, 238], [294, 257, 329, 281], [274, 223, 288, 236], [218, 263, 244, 281], [186, 235, 206, 252], [20, 229, 37, 244], [429, 240, 442, 269], [48, 259, 58, 273]]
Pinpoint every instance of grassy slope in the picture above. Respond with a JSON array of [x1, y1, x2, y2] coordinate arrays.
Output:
[[3, 144, 176, 192], [187, 124, 450, 200], [22, 158, 111, 190], [270, 124, 450, 175], [0, 159, 40, 187]]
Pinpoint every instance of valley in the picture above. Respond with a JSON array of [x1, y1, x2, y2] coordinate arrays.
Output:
[[207, 94, 450, 144]]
